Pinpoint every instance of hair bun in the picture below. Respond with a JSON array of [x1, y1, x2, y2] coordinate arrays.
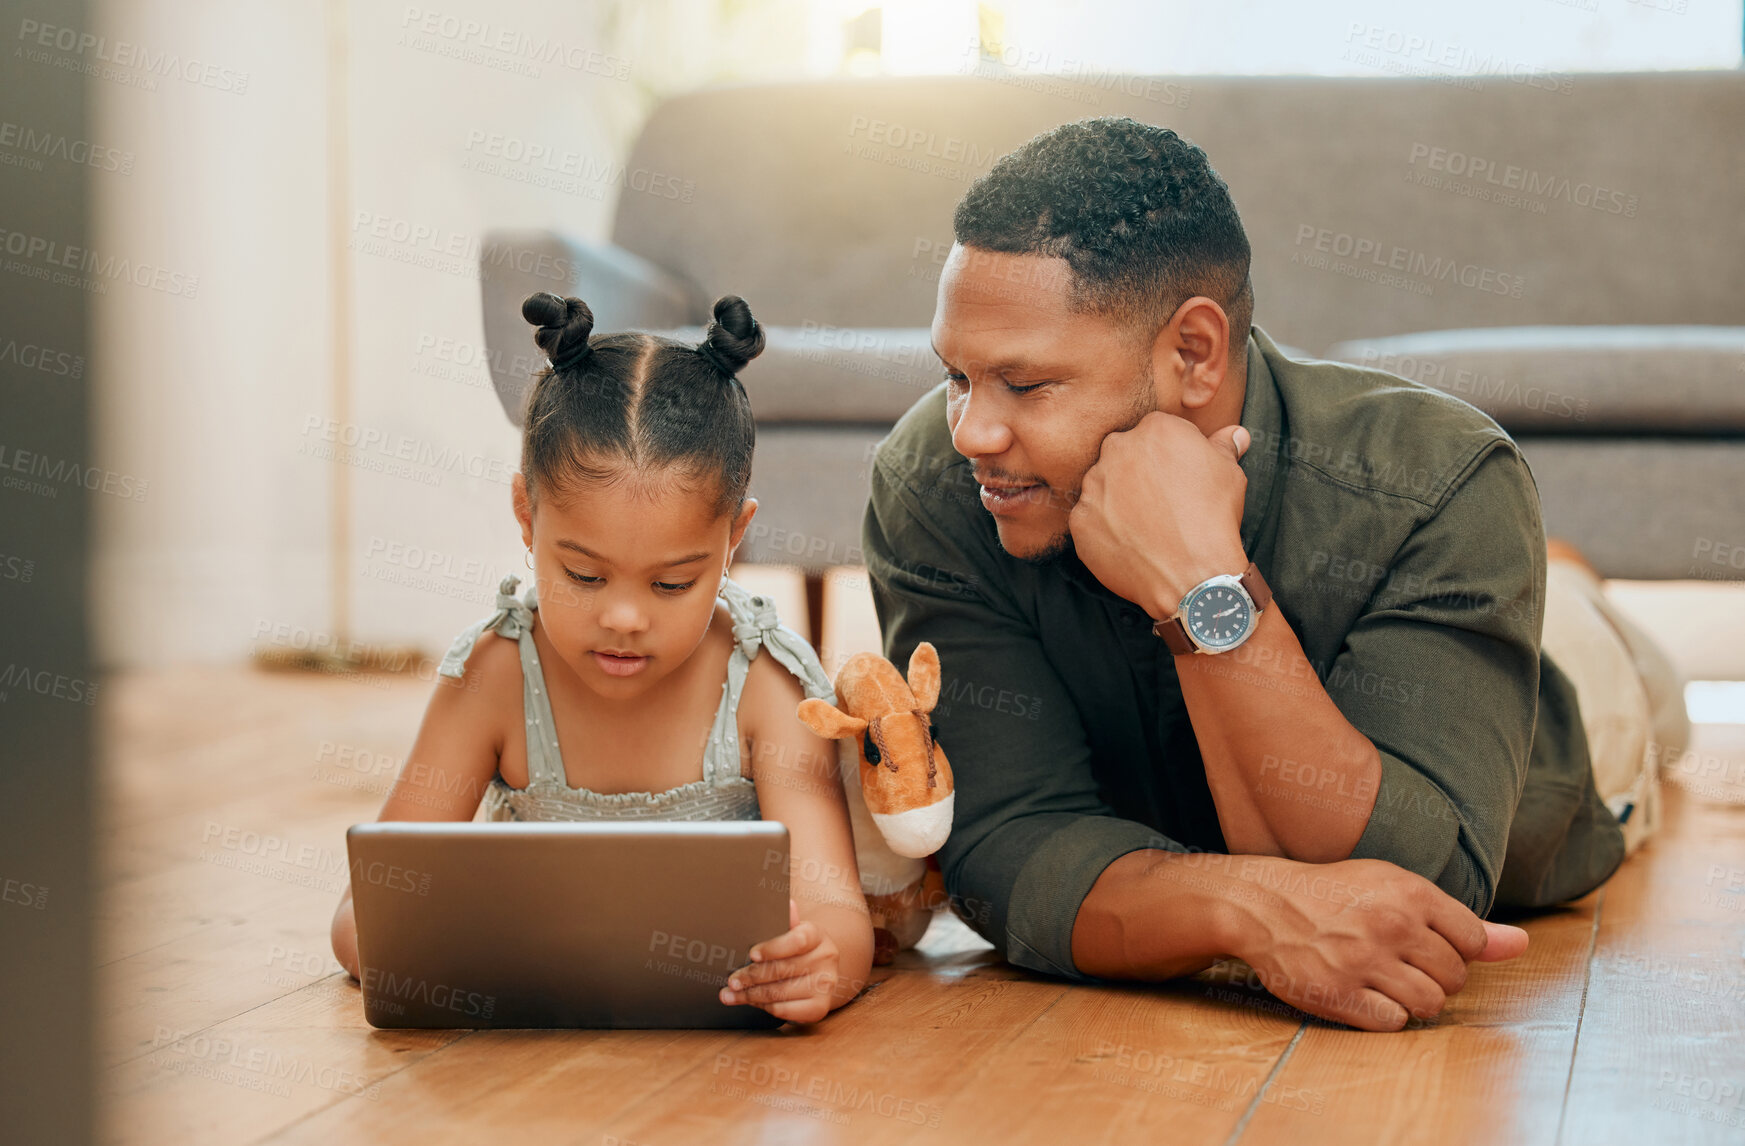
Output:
[[522, 291, 595, 372], [699, 295, 764, 375]]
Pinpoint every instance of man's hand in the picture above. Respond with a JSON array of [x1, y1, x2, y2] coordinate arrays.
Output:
[[1225, 855, 1529, 1031], [1068, 411, 1253, 620]]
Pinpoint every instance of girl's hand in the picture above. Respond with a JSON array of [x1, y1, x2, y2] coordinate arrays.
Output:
[[718, 899, 844, 1024]]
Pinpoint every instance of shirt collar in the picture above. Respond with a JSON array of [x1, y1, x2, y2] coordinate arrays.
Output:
[[1056, 325, 1288, 604]]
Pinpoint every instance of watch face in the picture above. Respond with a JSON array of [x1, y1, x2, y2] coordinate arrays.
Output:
[[1185, 582, 1254, 650]]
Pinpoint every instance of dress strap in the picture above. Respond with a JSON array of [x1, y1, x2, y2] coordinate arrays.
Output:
[[702, 577, 838, 786], [438, 574, 567, 790]]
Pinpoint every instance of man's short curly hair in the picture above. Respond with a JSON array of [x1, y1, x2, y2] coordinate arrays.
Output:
[[953, 117, 1253, 355]]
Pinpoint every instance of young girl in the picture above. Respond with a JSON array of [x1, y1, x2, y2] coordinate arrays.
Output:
[[330, 291, 874, 1024]]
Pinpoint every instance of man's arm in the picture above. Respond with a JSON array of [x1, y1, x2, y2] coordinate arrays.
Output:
[[1071, 846, 1526, 1031], [863, 447, 1179, 980], [1072, 412, 1544, 915], [865, 428, 1529, 1027], [1171, 445, 1547, 912]]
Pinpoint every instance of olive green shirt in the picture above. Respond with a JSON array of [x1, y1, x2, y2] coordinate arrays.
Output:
[[863, 326, 1625, 981]]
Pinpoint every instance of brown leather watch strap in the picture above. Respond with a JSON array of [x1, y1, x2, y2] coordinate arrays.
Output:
[[1152, 562, 1270, 655], [1154, 615, 1197, 655], [1240, 561, 1273, 611]]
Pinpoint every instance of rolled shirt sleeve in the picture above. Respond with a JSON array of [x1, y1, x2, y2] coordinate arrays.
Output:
[[1325, 445, 1547, 916], [863, 444, 1178, 980]]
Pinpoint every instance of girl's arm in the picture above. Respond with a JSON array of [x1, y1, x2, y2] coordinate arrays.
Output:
[[731, 653, 876, 1020], [330, 636, 513, 979]]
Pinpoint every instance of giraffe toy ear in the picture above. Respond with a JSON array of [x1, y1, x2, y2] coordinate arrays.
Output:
[[906, 642, 941, 713], [797, 697, 867, 739]]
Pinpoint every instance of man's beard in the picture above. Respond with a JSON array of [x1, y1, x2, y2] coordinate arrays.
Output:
[[1015, 526, 1075, 567]]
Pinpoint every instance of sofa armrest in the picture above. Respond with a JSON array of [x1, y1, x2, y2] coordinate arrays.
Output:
[[478, 230, 698, 427]]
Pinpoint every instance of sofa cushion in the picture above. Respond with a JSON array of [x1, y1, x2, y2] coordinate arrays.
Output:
[[614, 74, 1745, 351], [650, 324, 940, 424], [1327, 327, 1745, 433]]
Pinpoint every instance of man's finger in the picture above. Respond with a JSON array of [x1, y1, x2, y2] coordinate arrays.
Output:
[[1402, 931, 1469, 998], [1320, 986, 1410, 1032], [1424, 892, 1491, 962], [1474, 921, 1530, 962], [1367, 962, 1448, 1022], [1207, 424, 1250, 461]]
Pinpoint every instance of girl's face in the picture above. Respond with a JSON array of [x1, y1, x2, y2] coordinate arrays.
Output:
[[512, 467, 756, 701]]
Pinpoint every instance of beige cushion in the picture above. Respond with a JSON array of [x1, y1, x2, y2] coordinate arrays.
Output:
[[1327, 327, 1745, 432], [613, 73, 1745, 353], [650, 325, 938, 423]]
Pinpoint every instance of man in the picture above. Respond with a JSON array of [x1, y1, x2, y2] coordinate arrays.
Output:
[[863, 117, 1633, 1032]]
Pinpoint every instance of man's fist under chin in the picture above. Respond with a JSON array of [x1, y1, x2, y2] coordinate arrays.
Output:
[[1067, 411, 1253, 619]]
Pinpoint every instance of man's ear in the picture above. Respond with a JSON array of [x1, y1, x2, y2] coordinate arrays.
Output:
[[723, 496, 758, 567], [512, 472, 535, 549], [907, 642, 941, 712], [797, 697, 867, 739], [1152, 296, 1232, 412]]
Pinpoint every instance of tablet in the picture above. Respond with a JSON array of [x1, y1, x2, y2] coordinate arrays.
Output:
[[345, 820, 790, 1029]]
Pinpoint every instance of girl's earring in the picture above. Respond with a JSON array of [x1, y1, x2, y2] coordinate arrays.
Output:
[[524, 549, 534, 571]]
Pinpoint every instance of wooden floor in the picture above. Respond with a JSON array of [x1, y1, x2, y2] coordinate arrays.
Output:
[[99, 665, 1745, 1146]]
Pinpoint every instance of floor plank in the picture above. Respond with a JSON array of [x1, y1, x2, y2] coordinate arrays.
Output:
[[95, 666, 1745, 1145], [1234, 888, 1601, 1145], [1557, 731, 1745, 1146]]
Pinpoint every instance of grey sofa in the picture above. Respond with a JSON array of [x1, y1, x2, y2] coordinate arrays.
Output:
[[479, 72, 1745, 592]]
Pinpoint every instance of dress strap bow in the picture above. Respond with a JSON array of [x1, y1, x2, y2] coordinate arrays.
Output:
[[438, 574, 536, 679]]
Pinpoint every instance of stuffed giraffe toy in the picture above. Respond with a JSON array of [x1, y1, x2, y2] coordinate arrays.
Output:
[[797, 642, 955, 963]]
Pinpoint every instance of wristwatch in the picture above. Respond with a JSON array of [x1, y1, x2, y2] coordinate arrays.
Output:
[[1152, 562, 1272, 655]]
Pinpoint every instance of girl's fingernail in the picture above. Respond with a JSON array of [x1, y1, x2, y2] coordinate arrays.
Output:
[[729, 978, 741, 990]]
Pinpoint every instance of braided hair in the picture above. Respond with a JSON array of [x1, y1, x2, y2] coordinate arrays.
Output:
[[518, 292, 763, 516]]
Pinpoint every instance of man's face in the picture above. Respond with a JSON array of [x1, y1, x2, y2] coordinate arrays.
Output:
[[932, 243, 1177, 563]]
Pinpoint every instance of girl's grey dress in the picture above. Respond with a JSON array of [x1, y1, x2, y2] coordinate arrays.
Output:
[[437, 573, 836, 823]]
